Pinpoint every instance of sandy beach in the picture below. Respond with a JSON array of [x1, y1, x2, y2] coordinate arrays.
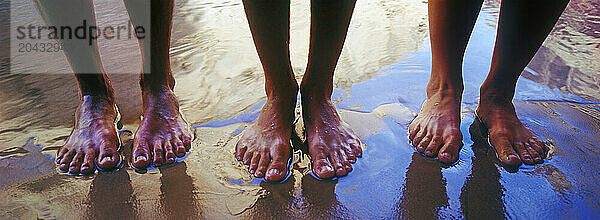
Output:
[[1, 0, 599, 218]]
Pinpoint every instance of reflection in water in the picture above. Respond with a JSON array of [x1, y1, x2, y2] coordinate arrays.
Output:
[[460, 121, 506, 219], [159, 163, 202, 219], [300, 175, 352, 219], [520, 0, 600, 101], [1, 0, 600, 218], [87, 170, 137, 219], [397, 153, 449, 219], [244, 175, 295, 218]]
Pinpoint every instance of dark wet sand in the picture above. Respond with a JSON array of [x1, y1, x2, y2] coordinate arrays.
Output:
[[1, 0, 599, 219]]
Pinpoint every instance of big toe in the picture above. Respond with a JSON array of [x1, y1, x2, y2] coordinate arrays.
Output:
[[132, 153, 150, 169], [313, 159, 335, 179], [498, 146, 521, 166], [437, 137, 462, 164], [97, 152, 119, 170], [502, 154, 522, 167], [491, 137, 522, 167], [265, 161, 287, 182], [265, 168, 286, 182], [438, 151, 455, 163]]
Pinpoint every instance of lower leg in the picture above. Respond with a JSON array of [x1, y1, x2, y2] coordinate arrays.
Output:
[[300, 0, 362, 178], [478, 0, 569, 166], [138, 0, 175, 92], [408, 0, 483, 163], [235, 0, 297, 181], [33, 0, 120, 174], [128, 0, 192, 169]]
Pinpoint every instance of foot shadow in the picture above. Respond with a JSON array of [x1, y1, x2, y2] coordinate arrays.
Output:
[[87, 169, 137, 219], [458, 120, 506, 219], [87, 131, 137, 219], [244, 175, 296, 218], [158, 162, 202, 219], [396, 152, 449, 219], [299, 174, 353, 219]]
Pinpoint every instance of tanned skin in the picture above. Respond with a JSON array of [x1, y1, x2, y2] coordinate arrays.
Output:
[[409, 0, 569, 166], [41, 0, 191, 174], [237, 0, 362, 181]]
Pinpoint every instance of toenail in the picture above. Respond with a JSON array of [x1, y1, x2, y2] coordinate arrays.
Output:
[[255, 171, 263, 177], [101, 157, 112, 164], [319, 166, 333, 174], [440, 152, 451, 159], [136, 155, 147, 162], [267, 169, 280, 177]]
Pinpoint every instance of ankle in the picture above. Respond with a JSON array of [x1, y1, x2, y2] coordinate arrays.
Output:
[[479, 84, 514, 105], [78, 95, 117, 120], [426, 71, 463, 99], [299, 84, 332, 103], [426, 83, 463, 103], [141, 79, 175, 99], [81, 93, 115, 106], [266, 81, 299, 101], [140, 70, 176, 93]]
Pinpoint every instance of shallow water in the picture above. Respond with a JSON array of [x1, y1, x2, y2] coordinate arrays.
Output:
[[1, 0, 599, 218]]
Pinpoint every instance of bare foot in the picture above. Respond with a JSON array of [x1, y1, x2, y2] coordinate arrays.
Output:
[[408, 90, 463, 163], [57, 95, 120, 174], [301, 93, 362, 178], [132, 87, 192, 169], [476, 94, 547, 167], [235, 93, 296, 182]]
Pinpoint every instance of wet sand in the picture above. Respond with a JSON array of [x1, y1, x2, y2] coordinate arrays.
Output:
[[1, 0, 599, 218]]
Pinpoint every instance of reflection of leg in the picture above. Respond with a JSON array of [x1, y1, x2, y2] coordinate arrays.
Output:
[[477, 0, 569, 166], [246, 176, 296, 218], [130, 0, 193, 170], [33, 0, 120, 174], [88, 170, 137, 219], [235, 0, 297, 181], [159, 163, 200, 218], [301, 175, 352, 218], [397, 153, 448, 219], [300, 0, 362, 179], [460, 122, 505, 219], [408, 0, 483, 163]]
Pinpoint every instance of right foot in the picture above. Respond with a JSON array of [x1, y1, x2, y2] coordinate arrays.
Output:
[[56, 95, 120, 174], [408, 89, 463, 163], [235, 93, 297, 182]]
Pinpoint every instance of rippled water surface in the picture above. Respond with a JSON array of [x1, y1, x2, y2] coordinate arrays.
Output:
[[1, 0, 599, 219]]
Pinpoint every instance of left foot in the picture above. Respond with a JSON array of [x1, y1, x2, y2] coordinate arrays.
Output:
[[476, 93, 547, 167], [132, 87, 193, 169], [302, 92, 362, 178]]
